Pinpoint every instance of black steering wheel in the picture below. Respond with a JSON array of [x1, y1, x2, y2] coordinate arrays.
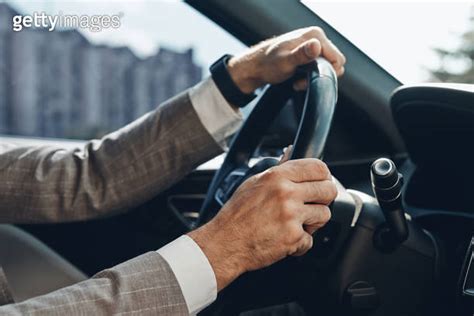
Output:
[[198, 58, 352, 315], [198, 57, 338, 225], [198, 58, 361, 315]]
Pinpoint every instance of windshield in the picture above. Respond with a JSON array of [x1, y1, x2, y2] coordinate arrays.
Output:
[[303, 1, 473, 84]]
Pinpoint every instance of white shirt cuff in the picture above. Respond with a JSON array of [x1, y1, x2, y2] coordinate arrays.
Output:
[[189, 77, 243, 149], [157, 235, 217, 315]]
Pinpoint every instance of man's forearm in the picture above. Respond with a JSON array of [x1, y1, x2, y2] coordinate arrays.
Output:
[[0, 252, 189, 315], [0, 90, 223, 223]]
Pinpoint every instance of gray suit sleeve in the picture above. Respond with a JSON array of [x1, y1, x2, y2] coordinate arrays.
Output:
[[0, 252, 189, 315], [0, 91, 222, 223]]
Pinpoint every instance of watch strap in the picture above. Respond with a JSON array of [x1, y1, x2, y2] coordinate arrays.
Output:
[[210, 54, 256, 108]]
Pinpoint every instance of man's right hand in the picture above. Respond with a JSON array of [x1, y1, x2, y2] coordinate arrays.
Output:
[[188, 158, 337, 291]]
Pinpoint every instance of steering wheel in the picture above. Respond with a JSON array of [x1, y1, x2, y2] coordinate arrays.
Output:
[[198, 57, 338, 225], [197, 58, 353, 315]]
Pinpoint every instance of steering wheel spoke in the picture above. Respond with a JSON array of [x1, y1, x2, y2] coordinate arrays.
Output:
[[215, 166, 249, 207]]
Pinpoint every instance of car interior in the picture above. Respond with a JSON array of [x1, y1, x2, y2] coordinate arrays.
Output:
[[0, 0, 473, 315]]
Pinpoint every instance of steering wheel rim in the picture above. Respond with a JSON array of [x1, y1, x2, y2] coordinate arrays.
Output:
[[198, 57, 338, 225]]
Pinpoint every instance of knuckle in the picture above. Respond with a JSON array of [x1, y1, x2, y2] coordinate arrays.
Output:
[[280, 206, 296, 221], [312, 159, 330, 178], [288, 244, 299, 255], [318, 182, 337, 205], [328, 182, 338, 201], [308, 26, 324, 37], [320, 206, 332, 223], [274, 181, 293, 200], [303, 236, 314, 252], [286, 224, 303, 244], [297, 236, 313, 256], [320, 161, 331, 177], [337, 66, 345, 77]]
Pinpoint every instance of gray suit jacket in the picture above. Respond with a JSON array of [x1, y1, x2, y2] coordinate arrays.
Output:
[[0, 91, 222, 315]]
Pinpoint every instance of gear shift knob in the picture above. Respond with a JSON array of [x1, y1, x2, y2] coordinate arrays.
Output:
[[371, 158, 397, 187], [371, 158, 408, 250]]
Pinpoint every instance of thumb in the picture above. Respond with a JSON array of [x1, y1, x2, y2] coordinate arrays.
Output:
[[289, 38, 321, 66], [279, 145, 293, 164]]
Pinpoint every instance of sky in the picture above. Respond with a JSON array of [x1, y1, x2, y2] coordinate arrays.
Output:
[[3, 0, 473, 83]]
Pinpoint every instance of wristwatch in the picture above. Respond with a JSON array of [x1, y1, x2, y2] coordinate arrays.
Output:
[[210, 54, 256, 108]]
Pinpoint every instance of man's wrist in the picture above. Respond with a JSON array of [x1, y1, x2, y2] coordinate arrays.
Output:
[[227, 56, 262, 95], [187, 221, 247, 291]]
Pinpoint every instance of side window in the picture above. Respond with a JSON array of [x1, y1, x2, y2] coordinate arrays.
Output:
[[0, 1, 245, 139]]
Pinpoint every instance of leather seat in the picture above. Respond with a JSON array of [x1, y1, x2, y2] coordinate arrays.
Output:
[[0, 224, 87, 302]]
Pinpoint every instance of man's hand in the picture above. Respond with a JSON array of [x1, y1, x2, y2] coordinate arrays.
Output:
[[227, 26, 346, 94], [188, 158, 337, 291]]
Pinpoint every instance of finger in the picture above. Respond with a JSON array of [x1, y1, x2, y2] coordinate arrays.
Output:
[[304, 223, 320, 236], [292, 78, 308, 91], [321, 39, 346, 75], [298, 204, 332, 228], [303, 206, 332, 235], [296, 179, 338, 204], [277, 158, 331, 183], [279, 145, 293, 164], [301, 27, 345, 71], [288, 38, 321, 67], [292, 232, 313, 256], [336, 66, 345, 77]]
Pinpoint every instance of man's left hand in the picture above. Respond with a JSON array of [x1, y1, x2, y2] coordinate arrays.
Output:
[[227, 26, 346, 93]]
